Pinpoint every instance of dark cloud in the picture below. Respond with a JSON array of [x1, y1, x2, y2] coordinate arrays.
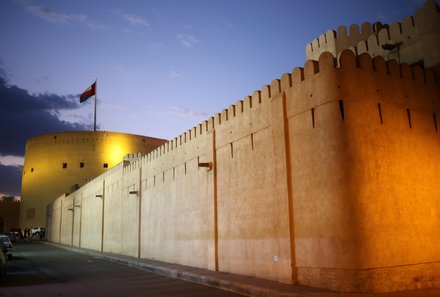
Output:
[[0, 70, 91, 157], [0, 164, 22, 196]]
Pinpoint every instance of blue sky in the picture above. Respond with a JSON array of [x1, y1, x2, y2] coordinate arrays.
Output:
[[0, 0, 428, 196]]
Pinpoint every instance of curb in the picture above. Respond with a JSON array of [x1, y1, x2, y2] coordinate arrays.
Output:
[[45, 242, 440, 297]]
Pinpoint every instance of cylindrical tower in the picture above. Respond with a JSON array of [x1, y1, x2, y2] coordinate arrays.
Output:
[[20, 131, 166, 228]]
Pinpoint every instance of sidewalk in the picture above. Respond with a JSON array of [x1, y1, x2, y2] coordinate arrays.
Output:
[[46, 242, 440, 297]]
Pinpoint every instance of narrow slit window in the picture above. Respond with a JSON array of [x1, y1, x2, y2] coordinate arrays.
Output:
[[230, 143, 234, 158], [434, 113, 438, 132], [338, 100, 345, 121], [377, 103, 383, 125], [250, 133, 254, 150], [407, 108, 412, 128], [311, 108, 315, 128]]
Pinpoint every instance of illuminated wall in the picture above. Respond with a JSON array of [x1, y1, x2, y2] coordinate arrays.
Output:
[[44, 1, 439, 293], [306, 0, 440, 76], [47, 49, 440, 293], [20, 131, 166, 228]]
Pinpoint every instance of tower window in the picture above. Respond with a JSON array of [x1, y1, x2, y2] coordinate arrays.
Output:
[[80, 162, 84, 168], [31, 168, 34, 173], [103, 163, 108, 168], [62, 163, 67, 169]]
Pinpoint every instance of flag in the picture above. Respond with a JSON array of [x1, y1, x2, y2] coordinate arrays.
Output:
[[80, 82, 96, 103]]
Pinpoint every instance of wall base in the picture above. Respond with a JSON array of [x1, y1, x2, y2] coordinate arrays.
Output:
[[298, 262, 440, 293]]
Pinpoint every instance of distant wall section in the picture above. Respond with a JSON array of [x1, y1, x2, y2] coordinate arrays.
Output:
[[21, 131, 166, 228]]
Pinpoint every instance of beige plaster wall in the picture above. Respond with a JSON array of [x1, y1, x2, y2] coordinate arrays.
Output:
[[285, 51, 440, 292], [306, 0, 440, 74], [46, 49, 440, 293]]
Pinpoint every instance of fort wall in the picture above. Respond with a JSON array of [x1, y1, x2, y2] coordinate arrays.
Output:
[[306, 0, 440, 74], [21, 131, 166, 228], [47, 49, 440, 293]]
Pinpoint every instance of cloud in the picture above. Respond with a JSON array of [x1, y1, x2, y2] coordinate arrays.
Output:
[[0, 70, 91, 158], [168, 69, 182, 78], [0, 155, 24, 167], [177, 34, 199, 48], [168, 105, 208, 119], [120, 13, 149, 26], [18, 0, 108, 30], [147, 41, 163, 50]]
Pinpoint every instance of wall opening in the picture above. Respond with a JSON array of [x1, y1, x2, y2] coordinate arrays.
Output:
[[407, 108, 412, 128], [378, 103, 383, 125], [338, 100, 345, 121]]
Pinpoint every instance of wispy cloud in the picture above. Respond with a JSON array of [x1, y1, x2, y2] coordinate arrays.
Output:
[[168, 69, 182, 78], [120, 13, 149, 26], [177, 34, 199, 48], [168, 105, 207, 119], [18, 0, 108, 30], [0, 155, 24, 167], [147, 41, 163, 50]]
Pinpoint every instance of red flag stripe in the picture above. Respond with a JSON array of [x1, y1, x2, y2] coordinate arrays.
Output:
[[80, 82, 96, 103]]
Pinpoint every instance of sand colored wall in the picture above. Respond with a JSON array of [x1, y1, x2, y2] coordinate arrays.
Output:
[[283, 51, 440, 292], [21, 131, 166, 228], [46, 48, 440, 293], [306, 0, 440, 75]]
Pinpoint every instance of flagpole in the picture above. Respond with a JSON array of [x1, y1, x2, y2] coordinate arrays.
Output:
[[94, 78, 97, 132]]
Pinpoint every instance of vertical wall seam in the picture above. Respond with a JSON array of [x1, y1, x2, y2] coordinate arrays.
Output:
[[79, 193, 83, 248], [59, 197, 63, 244], [100, 179, 105, 252], [138, 166, 142, 258], [212, 129, 219, 271], [71, 198, 75, 246], [282, 92, 297, 283]]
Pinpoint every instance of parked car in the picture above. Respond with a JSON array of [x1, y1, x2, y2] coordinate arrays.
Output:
[[6, 232, 16, 243], [0, 235, 13, 259], [31, 227, 46, 238], [0, 241, 7, 278]]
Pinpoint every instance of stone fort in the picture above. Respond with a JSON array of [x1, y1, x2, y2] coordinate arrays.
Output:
[[23, 1, 440, 293]]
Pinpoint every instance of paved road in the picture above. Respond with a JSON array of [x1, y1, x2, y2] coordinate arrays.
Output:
[[0, 241, 244, 297]]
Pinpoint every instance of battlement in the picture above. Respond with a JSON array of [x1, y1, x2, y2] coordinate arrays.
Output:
[[140, 49, 439, 173], [306, 0, 440, 70]]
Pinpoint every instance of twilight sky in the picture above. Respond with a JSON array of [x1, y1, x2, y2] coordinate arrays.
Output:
[[0, 0, 427, 196]]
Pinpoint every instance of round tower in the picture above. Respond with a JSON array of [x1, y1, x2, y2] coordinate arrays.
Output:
[[20, 131, 166, 228]]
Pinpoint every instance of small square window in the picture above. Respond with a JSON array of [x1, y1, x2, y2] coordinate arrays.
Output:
[[103, 163, 108, 168], [80, 162, 84, 168], [62, 163, 67, 169]]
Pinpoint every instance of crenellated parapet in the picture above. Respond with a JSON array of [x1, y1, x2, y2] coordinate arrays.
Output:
[[139, 48, 439, 178], [307, 0, 440, 74]]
